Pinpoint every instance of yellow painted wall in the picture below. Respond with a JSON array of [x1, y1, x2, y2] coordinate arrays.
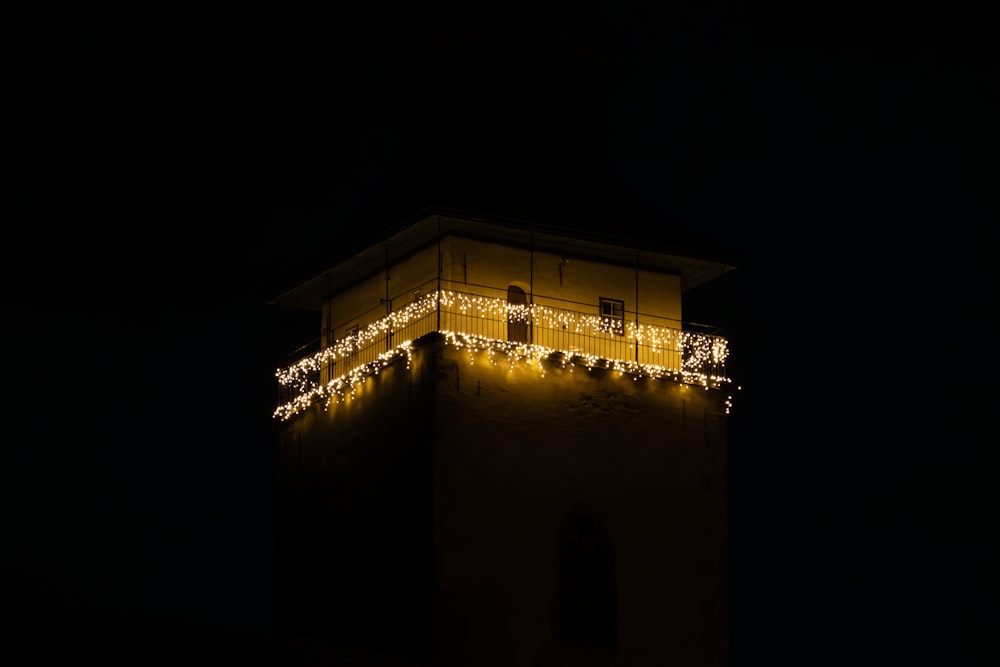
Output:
[[318, 234, 688, 381], [441, 236, 682, 326]]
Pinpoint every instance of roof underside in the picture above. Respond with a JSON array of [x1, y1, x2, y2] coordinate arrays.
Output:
[[268, 208, 737, 311]]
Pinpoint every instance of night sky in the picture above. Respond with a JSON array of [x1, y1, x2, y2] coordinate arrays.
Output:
[[11, 2, 996, 664]]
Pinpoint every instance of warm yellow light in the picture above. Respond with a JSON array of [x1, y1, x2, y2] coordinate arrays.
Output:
[[273, 290, 735, 421]]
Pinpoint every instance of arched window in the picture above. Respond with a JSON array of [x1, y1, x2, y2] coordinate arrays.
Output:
[[507, 285, 529, 343], [556, 506, 618, 651]]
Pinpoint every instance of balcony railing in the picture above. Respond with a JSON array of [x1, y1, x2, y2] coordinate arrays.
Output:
[[274, 288, 730, 421]]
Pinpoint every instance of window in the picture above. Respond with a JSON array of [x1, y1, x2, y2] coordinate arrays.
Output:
[[599, 297, 624, 334]]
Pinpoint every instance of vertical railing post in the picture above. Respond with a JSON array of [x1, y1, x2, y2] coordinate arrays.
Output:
[[384, 245, 393, 352], [387, 307, 393, 352], [529, 233, 534, 346], [635, 251, 639, 365], [436, 216, 442, 334]]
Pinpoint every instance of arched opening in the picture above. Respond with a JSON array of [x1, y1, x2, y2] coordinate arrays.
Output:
[[507, 284, 529, 343], [555, 505, 618, 652]]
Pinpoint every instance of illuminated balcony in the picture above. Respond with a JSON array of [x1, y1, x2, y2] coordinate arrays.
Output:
[[269, 209, 737, 422], [273, 285, 729, 422]]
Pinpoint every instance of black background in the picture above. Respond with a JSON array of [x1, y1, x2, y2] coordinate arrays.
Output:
[[10, 1, 996, 664]]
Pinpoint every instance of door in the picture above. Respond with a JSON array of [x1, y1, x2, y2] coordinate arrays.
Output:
[[507, 285, 528, 343]]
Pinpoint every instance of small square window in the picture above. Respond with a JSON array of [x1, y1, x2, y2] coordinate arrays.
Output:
[[599, 297, 624, 333]]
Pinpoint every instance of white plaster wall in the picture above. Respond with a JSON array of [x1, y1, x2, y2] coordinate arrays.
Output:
[[323, 243, 441, 342], [440, 236, 681, 323], [276, 334, 730, 667], [442, 237, 684, 367], [431, 341, 729, 667], [321, 234, 688, 380]]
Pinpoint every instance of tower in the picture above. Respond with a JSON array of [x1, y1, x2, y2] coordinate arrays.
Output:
[[268, 207, 736, 666]]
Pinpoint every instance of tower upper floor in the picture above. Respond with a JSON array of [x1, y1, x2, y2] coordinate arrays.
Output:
[[269, 208, 737, 421]]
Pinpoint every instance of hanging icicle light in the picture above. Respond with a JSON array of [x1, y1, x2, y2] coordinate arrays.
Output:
[[273, 289, 732, 421]]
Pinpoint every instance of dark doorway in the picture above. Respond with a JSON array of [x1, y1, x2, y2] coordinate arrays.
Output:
[[507, 285, 528, 343], [556, 506, 618, 652]]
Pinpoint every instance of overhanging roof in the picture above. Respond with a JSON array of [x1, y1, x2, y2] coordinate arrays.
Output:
[[268, 206, 738, 312]]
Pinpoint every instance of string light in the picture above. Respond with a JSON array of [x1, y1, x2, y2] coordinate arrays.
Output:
[[273, 290, 734, 421]]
